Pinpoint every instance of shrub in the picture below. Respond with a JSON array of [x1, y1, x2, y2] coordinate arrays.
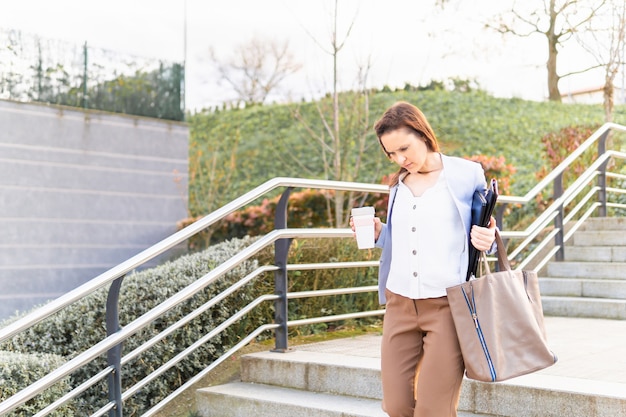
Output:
[[0, 236, 268, 416], [0, 351, 74, 416], [180, 151, 509, 250], [465, 154, 516, 196], [280, 237, 381, 334], [535, 125, 601, 211], [178, 188, 337, 250], [189, 90, 626, 217]]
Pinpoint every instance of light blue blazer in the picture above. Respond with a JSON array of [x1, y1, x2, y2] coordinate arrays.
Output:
[[375, 154, 487, 305]]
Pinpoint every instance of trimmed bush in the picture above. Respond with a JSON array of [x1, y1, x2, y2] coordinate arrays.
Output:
[[0, 351, 74, 416], [284, 237, 381, 334], [0, 236, 268, 416]]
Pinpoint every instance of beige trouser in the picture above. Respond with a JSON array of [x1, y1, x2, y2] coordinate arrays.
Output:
[[381, 290, 465, 417]]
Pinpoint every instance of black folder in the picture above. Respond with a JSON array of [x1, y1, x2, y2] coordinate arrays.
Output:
[[466, 178, 498, 281]]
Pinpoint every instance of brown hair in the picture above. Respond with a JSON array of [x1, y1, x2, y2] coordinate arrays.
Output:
[[374, 101, 440, 186]]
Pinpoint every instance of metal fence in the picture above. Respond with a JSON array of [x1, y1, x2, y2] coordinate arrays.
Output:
[[0, 28, 184, 121]]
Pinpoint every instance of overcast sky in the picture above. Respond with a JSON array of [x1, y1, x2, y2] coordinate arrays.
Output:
[[0, 0, 612, 111]]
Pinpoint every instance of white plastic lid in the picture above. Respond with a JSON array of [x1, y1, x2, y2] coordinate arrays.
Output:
[[351, 206, 375, 216]]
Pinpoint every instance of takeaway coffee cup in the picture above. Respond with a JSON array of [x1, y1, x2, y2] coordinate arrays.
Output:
[[351, 206, 375, 249]]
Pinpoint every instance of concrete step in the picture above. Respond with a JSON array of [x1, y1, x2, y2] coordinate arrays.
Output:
[[563, 246, 626, 262], [570, 230, 626, 246], [462, 375, 626, 417], [197, 334, 626, 417], [541, 296, 626, 319], [546, 261, 626, 279], [240, 349, 381, 399], [196, 382, 387, 417], [540, 277, 626, 299], [577, 217, 626, 231], [541, 217, 626, 319], [196, 382, 488, 417]]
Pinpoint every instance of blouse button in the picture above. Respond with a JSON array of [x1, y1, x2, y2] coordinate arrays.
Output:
[[411, 227, 416, 232], [413, 272, 418, 277], [413, 205, 416, 209], [412, 250, 417, 255]]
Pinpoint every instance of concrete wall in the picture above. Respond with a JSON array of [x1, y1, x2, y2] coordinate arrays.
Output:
[[0, 99, 189, 319]]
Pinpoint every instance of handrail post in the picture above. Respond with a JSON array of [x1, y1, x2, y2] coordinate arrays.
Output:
[[597, 129, 610, 217], [272, 187, 293, 352], [106, 276, 125, 417], [553, 173, 565, 261]]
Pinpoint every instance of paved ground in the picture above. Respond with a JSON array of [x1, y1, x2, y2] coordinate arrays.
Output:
[[294, 316, 626, 397]]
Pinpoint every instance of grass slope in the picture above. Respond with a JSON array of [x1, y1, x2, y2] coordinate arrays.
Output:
[[189, 90, 626, 216]]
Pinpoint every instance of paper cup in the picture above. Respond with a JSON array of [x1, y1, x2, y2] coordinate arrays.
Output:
[[351, 206, 375, 249]]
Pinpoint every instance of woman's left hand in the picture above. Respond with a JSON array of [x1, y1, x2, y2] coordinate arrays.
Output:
[[470, 216, 497, 251]]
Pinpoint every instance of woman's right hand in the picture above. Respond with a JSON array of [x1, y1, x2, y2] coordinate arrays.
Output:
[[373, 217, 382, 242], [349, 216, 383, 242]]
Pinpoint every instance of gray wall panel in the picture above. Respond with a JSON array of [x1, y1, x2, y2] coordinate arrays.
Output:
[[0, 246, 146, 266], [0, 144, 186, 172], [1, 188, 186, 221], [0, 219, 176, 245], [0, 159, 185, 195], [0, 99, 189, 319], [0, 266, 113, 294], [0, 296, 65, 320]]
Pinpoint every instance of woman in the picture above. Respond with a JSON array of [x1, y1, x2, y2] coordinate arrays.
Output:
[[353, 101, 496, 417]]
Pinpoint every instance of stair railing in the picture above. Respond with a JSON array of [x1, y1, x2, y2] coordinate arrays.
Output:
[[0, 178, 387, 417], [495, 122, 626, 271], [1, 123, 625, 417]]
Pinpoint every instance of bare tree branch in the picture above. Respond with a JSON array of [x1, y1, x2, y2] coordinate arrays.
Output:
[[574, 0, 626, 121], [487, 0, 608, 101], [288, 0, 372, 227], [210, 38, 302, 106]]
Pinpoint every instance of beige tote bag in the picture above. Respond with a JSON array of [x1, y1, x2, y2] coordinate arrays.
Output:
[[446, 230, 558, 382]]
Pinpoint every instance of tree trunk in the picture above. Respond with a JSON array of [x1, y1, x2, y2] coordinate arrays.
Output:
[[547, 0, 562, 102], [332, 0, 344, 228], [604, 78, 614, 123], [546, 40, 561, 101]]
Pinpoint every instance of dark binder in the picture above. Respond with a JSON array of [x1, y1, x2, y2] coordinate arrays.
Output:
[[466, 178, 499, 281]]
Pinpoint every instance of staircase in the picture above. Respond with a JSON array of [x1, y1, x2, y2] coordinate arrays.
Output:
[[540, 217, 626, 319], [195, 322, 626, 417], [195, 337, 488, 417], [193, 217, 626, 417]]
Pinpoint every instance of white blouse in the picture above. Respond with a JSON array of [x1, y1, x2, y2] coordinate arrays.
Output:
[[385, 171, 467, 299]]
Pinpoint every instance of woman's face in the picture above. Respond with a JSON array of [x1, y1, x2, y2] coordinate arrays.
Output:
[[380, 128, 430, 174]]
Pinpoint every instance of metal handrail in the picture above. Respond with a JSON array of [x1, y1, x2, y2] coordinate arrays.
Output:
[[497, 122, 626, 205], [0, 179, 386, 344], [2, 122, 626, 417], [3, 123, 623, 343], [0, 228, 354, 415], [506, 151, 626, 248], [505, 149, 626, 270]]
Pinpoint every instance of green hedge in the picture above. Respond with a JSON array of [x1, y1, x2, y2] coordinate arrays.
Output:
[[0, 351, 74, 416], [0, 236, 266, 416]]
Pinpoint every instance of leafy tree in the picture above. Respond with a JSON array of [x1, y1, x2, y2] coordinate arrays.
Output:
[[79, 64, 184, 120], [0, 30, 184, 121]]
